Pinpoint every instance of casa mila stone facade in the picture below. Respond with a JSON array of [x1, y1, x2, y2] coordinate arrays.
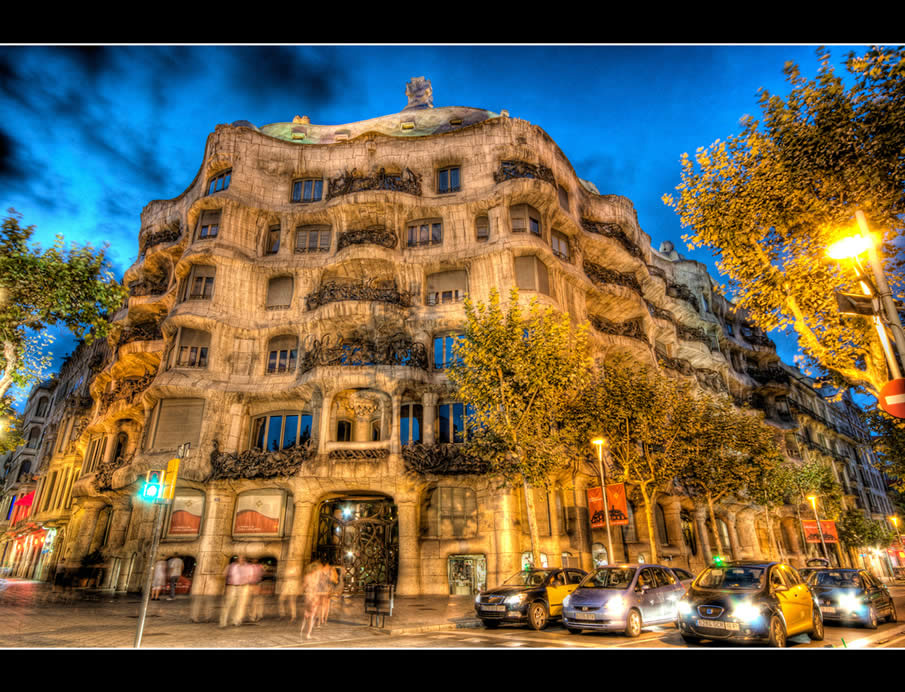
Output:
[[9, 78, 896, 598]]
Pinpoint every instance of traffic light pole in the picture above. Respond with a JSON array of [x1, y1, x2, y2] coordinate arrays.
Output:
[[134, 500, 166, 648]]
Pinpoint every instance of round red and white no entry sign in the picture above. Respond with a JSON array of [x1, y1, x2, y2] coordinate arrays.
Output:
[[879, 378, 905, 419]]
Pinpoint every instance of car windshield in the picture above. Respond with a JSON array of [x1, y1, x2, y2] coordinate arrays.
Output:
[[580, 567, 637, 589], [503, 570, 552, 587], [696, 566, 765, 590], [808, 571, 862, 588]]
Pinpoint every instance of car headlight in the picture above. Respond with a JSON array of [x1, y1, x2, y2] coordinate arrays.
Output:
[[677, 600, 693, 616], [838, 594, 863, 612], [563, 594, 572, 608], [474, 594, 481, 605], [505, 593, 527, 606], [731, 601, 762, 624], [605, 596, 628, 614]]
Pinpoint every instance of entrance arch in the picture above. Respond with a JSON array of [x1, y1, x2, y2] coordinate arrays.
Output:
[[313, 493, 398, 593]]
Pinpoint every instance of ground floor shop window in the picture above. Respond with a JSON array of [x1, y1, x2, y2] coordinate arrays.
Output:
[[592, 543, 608, 567], [448, 554, 486, 595], [521, 551, 548, 569]]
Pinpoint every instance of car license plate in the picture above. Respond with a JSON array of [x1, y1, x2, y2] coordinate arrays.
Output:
[[481, 605, 505, 612], [822, 607, 836, 614], [574, 613, 596, 621], [696, 619, 739, 631]]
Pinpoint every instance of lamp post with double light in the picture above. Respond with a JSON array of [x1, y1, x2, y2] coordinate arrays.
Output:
[[807, 494, 830, 563], [591, 437, 615, 565]]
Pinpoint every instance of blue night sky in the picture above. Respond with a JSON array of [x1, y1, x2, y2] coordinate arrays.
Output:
[[0, 44, 871, 406]]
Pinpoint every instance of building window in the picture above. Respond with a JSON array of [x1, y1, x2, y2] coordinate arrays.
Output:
[[475, 216, 490, 242], [437, 166, 460, 194], [514, 255, 551, 296], [521, 552, 549, 569], [436, 402, 473, 444], [196, 209, 221, 240], [184, 265, 215, 301], [291, 178, 323, 203], [82, 435, 107, 475], [551, 230, 570, 261], [407, 219, 443, 248], [422, 486, 477, 539], [265, 276, 294, 310], [557, 184, 569, 212], [266, 335, 298, 374], [206, 169, 231, 196], [336, 420, 352, 442], [265, 225, 281, 255], [251, 411, 313, 451], [27, 427, 42, 449], [433, 334, 464, 369], [426, 270, 467, 305], [295, 225, 331, 253], [174, 328, 210, 368], [399, 403, 423, 445], [510, 203, 542, 238], [591, 543, 608, 567], [35, 397, 49, 418]]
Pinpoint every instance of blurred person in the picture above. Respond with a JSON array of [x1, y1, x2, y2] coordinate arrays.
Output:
[[248, 558, 265, 622], [152, 558, 168, 600], [278, 562, 301, 622], [300, 560, 322, 640], [219, 556, 248, 627], [318, 561, 340, 625], [166, 555, 184, 600]]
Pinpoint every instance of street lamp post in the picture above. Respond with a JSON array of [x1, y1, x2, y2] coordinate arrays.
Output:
[[807, 495, 830, 563], [591, 438, 615, 565]]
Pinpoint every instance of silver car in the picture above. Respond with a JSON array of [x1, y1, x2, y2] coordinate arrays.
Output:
[[562, 564, 687, 637]]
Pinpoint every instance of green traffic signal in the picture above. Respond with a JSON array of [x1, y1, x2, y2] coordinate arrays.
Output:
[[141, 470, 163, 500]]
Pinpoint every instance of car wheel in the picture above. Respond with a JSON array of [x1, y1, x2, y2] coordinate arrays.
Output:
[[481, 620, 500, 629], [527, 602, 548, 631], [680, 633, 701, 645], [808, 609, 824, 641], [624, 608, 642, 638], [566, 626, 583, 634], [887, 601, 898, 623], [768, 615, 786, 648], [865, 606, 878, 629]]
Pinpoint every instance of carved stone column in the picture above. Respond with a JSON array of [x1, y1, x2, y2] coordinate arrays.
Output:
[[781, 516, 804, 567], [421, 392, 438, 446], [65, 498, 107, 568], [101, 431, 118, 466], [736, 509, 760, 559], [189, 487, 234, 622], [106, 498, 133, 550], [277, 499, 315, 599], [662, 496, 686, 561], [317, 392, 335, 454], [694, 506, 713, 564], [724, 510, 741, 561], [489, 489, 520, 587], [390, 393, 402, 455], [395, 500, 421, 595], [346, 393, 378, 443]]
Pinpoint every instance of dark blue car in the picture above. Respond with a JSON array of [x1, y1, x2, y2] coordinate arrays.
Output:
[[806, 568, 897, 628]]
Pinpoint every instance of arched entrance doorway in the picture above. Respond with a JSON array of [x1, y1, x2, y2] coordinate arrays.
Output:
[[313, 494, 398, 594]]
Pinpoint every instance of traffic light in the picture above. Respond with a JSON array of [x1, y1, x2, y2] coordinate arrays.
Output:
[[141, 470, 164, 501], [712, 555, 726, 567]]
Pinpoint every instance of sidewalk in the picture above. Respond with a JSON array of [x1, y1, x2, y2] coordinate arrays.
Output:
[[0, 579, 482, 648]]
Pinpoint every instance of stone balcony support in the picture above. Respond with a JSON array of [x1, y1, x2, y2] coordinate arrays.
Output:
[[276, 499, 316, 600], [395, 500, 421, 596], [189, 488, 235, 622], [694, 506, 713, 564], [421, 392, 439, 447]]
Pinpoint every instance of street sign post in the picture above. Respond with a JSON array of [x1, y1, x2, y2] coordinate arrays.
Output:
[[879, 378, 905, 419]]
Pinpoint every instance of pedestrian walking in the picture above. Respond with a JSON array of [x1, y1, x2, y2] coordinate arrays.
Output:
[[299, 560, 322, 640], [278, 562, 301, 622], [219, 556, 248, 627], [248, 558, 265, 622], [152, 559, 168, 601], [166, 555, 184, 600], [317, 561, 339, 625]]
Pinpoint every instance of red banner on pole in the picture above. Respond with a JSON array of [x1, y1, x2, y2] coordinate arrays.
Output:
[[587, 483, 629, 528], [802, 520, 838, 544]]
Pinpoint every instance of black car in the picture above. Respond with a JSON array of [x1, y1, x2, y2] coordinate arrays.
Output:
[[806, 568, 897, 628], [676, 561, 824, 647], [474, 567, 587, 630]]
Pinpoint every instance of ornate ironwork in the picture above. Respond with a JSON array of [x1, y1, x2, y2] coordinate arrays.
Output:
[[336, 227, 398, 252], [327, 167, 422, 199], [583, 260, 642, 293], [647, 265, 668, 281], [140, 220, 182, 252], [676, 324, 710, 345], [581, 218, 643, 259], [298, 333, 429, 374], [746, 366, 790, 386], [116, 322, 163, 348], [665, 282, 700, 312], [402, 443, 490, 476], [305, 279, 414, 311], [646, 302, 676, 324], [695, 368, 728, 393], [493, 160, 556, 187], [589, 315, 648, 344], [128, 275, 169, 297], [327, 448, 390, 461], [209, 438, 316, 480], [98, 372, 154, 411], [94, 451, 134, 492], [741, 325, 774, 348], [655, 348, 695, 376]]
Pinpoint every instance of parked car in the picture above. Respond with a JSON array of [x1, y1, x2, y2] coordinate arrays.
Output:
[[475, 567, 587, 630], [676, 560, 824, 647], [805, 568, 897, 628], [562, 564, 686, 637]]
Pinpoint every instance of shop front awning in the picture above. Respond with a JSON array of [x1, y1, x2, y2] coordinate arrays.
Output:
[[13, 491, 34, 507]]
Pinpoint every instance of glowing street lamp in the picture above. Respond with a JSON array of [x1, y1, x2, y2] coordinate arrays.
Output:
[[591, 437, 615, 566], [890, 516, 903, 563], [807, 494, 830, 562]]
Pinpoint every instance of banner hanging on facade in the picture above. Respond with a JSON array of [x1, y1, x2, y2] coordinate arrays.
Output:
[[233, 492, 283, 536], [802, 519, 838, 544], [587, 483, 629, 528], [167, 493, 205, 537]]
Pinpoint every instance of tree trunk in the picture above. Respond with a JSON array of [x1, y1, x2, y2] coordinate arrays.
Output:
[[707, 493, 724, 556], [638, 484, 658, 564], [522, 478, 542, 569], [766, 509, 783, 561]]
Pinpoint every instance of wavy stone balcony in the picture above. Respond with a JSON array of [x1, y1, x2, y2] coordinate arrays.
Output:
[[97, 372, 155, 415], [138, 221, 183, 260], [402, 442, 490, 475], [665, 281, 700, 313], [305, 279, 414, 311], [298, 333, 429, 375], [210, 439, 315, 480], [493, 159, 556, 188], [326, 167, 422, 199], [336, 227, 398, 252], [581, 218, 644, 261], [583, 260, 642, 294], [589, 314, 649, 345], [325, 441, 391, 460]]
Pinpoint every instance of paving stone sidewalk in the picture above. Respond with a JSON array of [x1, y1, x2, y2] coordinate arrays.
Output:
[[0, 579, 481, 649]]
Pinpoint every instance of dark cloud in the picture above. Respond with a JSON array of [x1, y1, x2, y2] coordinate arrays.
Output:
[[0, 128, 23, 180], [570, 154, 638, 195]]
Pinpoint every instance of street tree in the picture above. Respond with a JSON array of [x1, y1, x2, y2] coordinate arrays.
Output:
[[0, 209, 127, 401], [783, 454, 845, 555], [837, 507, 896, 568], [863, 406, 905, 492], [747, 459, 798, 562], [676, 393, 784, 558], [663, 46, 905, 397], [565, 357, 697, 564], [447, 288, 593, 569]]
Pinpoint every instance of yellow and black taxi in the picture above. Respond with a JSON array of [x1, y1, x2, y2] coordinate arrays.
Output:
[[475, 567, 587, 630], [676, 559, 824, 647], [806, 568, 897, 628]]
